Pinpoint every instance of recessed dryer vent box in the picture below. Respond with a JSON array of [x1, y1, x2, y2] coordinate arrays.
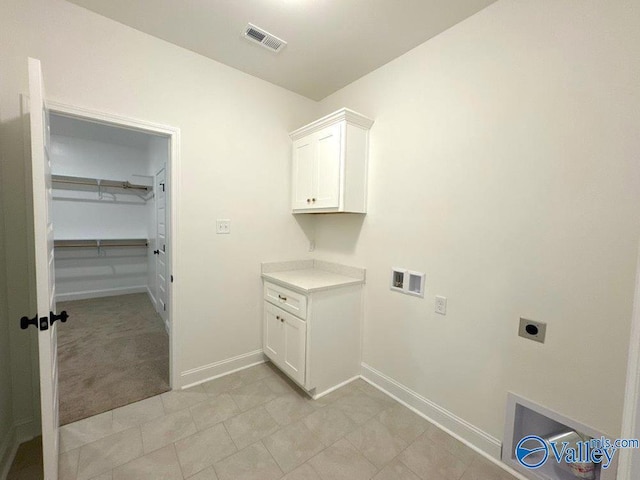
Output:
[[503, 393, 617, 480]]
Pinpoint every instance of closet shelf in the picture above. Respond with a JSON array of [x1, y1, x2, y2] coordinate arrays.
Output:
[[54, 239, 148, 249], [52, 175, 152, 197]]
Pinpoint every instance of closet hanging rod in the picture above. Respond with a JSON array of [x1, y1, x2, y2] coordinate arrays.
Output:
[[54, 240, 149, 248], [54, 243, 149, 248], [52, 177, 150, 192]]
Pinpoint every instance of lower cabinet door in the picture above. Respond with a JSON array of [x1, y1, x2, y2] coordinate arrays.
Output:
[[282, 311, 307, 385], [263, 302, 284, 364], [264, 302, 307, 386]]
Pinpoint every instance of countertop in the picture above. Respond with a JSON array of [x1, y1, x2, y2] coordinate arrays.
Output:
[[261, 260, 365, 293]]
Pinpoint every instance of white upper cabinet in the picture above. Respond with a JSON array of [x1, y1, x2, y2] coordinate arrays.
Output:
[[290, 108, 373, 213]]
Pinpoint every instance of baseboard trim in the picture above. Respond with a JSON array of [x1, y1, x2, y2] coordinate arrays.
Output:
[[56, 285, 147, 302], [0, 424, 18, 480], [15, 419, 38, 445], [146, 286, 157, 309], [181, 350, 266, 389], [360, 363, 529, 480], [144, 287, 168, 333], [313, 375, 360, 400]]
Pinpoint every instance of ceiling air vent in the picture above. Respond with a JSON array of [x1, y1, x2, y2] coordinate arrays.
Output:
[[243, 23, 287, 53]]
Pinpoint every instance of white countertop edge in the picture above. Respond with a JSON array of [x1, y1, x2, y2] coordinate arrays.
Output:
[[261, 272, 365, 294]]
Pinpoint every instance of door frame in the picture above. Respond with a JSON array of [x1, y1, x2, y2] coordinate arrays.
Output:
[[44, 99, 181, 389], [619, 241, 640, 480]]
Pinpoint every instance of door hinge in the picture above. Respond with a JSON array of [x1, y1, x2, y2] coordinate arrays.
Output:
[[171, 275, 174, 283]]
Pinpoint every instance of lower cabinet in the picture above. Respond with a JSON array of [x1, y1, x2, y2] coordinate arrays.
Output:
[[263, 302, 306, 385], [262, 280, 362, 397]]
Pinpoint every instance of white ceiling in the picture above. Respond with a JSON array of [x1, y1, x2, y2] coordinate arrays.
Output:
[[65, 0, 497, 100]]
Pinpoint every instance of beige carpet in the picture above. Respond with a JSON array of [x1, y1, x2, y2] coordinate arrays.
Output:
[[57, 293, 170, 425]]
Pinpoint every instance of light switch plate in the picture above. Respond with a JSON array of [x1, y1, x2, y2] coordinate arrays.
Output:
[[216, 219, 231, 234]]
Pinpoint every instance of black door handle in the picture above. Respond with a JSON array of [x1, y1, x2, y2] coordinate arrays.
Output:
[[50, 311, 69, 326], [153, 250, 160, 255], [20, 314, 38, 330], [20, 313, 66, 331]]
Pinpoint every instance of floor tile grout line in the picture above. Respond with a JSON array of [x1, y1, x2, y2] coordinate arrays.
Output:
[[260, 419, 327, 476], [340, 433, 383, 475], [455, 452, 481, 480], [221, 416, 241, 453], [258, 438, 286, 478], [169, 443, 186, 480], [72, 444, 81, 480], [305, 460, 323, 480], [172, 435, 190, 480], [226, 389, 241, 413], [424, 428, 479, 471], [393, 441, 423, 480]]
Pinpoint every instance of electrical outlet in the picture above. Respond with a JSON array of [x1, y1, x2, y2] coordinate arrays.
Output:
[[435, 296, 447, 315], [216, 219, 231, 234], [518, 318, 546, 343]]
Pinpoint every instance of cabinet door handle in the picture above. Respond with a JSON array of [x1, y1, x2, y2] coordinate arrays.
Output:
[[278, 295, 287, 302], [312, 198, 316, 202], [276, 316, 280, 320], [280, 318, 284, 323], [306, 198, 311, 203]]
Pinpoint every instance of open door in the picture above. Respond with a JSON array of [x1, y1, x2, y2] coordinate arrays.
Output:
[[155, 167, 168, 328], [26, 57, 65, 480]]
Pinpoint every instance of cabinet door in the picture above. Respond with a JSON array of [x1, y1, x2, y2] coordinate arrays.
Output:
[[314, 123, 342, 209], [263, 302, 284, 364], [282, 312, 307, 385], [292, 136, 314, 210]]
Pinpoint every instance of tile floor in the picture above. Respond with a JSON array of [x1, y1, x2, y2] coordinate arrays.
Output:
[[47, 362, 517, 480]]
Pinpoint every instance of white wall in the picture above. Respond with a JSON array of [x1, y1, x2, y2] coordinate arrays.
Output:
[[51, 131, 152, 300], [312, 0, 640, 445], [0, 0, 317, 434]]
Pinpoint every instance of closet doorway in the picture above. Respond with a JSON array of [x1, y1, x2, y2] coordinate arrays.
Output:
[[47, 106, 176, 425]]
